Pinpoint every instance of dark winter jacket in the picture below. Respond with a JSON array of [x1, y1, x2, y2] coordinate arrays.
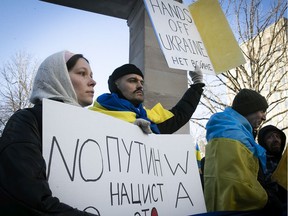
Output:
[[157, 83, 204, 134], [0, 103, 95, 216]]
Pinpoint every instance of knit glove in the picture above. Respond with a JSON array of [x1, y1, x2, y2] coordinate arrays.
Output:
[[189, 65, 203, 84], [134, 118, 152, 134]]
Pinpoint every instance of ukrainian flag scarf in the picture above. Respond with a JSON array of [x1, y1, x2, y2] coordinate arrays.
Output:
[[90, 93, 174, 134], [206, 107, 267, 172]]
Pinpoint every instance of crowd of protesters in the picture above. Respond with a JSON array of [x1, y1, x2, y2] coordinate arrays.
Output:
[[0, 50, 286, 215]]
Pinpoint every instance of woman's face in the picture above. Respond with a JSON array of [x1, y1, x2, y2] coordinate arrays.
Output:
[[68, 58, 96, 107]]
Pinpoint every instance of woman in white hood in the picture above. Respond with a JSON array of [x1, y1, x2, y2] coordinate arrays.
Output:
[[0, 50, 97, 215]]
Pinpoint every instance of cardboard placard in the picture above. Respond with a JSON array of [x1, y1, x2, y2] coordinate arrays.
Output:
[[43, 99, 207, 215], [144, 0, 214, 74], [144, 0, 246, 75]]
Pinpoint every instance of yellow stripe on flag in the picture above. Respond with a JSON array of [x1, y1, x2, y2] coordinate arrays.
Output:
[[272, 148, 287, 190], [196, 143, 202, 168]]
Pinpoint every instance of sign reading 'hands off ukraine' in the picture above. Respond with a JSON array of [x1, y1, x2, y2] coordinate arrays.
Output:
[[144, 0, 214, 74], [144, 0, 246, 75]]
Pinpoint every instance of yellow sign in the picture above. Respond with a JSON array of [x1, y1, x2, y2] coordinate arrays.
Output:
[[189, 0, 246, 74], [272, 148, 287, 190]]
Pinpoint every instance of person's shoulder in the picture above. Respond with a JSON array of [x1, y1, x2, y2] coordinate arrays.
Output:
[[12, 108, 35, 119], [7, 105, 41, 125]]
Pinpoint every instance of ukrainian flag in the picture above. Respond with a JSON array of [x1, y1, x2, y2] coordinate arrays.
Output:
[[195, 143, 202, 169]]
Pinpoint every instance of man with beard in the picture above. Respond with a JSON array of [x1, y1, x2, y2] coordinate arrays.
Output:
[[258, 125, 287, 213], [90, 63, 204, 134], [258, 125, 286, 178]]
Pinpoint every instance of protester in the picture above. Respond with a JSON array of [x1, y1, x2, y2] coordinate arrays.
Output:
[[204, 89, 282, 215], [0, 50, 97, 215], [258, 125, 287, 211], [258, 125, 286, 175], [90, 63, 204, 134]]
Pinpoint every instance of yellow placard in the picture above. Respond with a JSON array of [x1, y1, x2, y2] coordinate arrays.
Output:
[[189, 0, 246, 74], [271, 148, 287, 190]]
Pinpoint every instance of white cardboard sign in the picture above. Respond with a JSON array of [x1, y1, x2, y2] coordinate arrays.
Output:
[[143, 0, 214, 74], [43, 99, 206, 215]]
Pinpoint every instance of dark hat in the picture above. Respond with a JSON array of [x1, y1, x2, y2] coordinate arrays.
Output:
[[108, 64, 144, 93], [232, 89, 268, 116], [258, 125, 286, 154]]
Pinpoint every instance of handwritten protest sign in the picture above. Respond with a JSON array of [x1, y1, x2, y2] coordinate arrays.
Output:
[[143, 0, 214, 75], [43, 99, 206, 216], [144, 0, 246, 75]]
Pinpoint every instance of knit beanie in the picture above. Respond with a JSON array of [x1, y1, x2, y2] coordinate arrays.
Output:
[[232, 89, 268, 116], [108, 64, 144, 93], [258, 125, 286, 155]]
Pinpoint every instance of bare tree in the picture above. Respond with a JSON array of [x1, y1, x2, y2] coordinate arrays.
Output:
[[0, 51, 38, 135], [188, 0, 288, 141]]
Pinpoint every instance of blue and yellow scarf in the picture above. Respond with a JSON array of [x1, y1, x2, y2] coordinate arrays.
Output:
[[90, 93, 174, 134]]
